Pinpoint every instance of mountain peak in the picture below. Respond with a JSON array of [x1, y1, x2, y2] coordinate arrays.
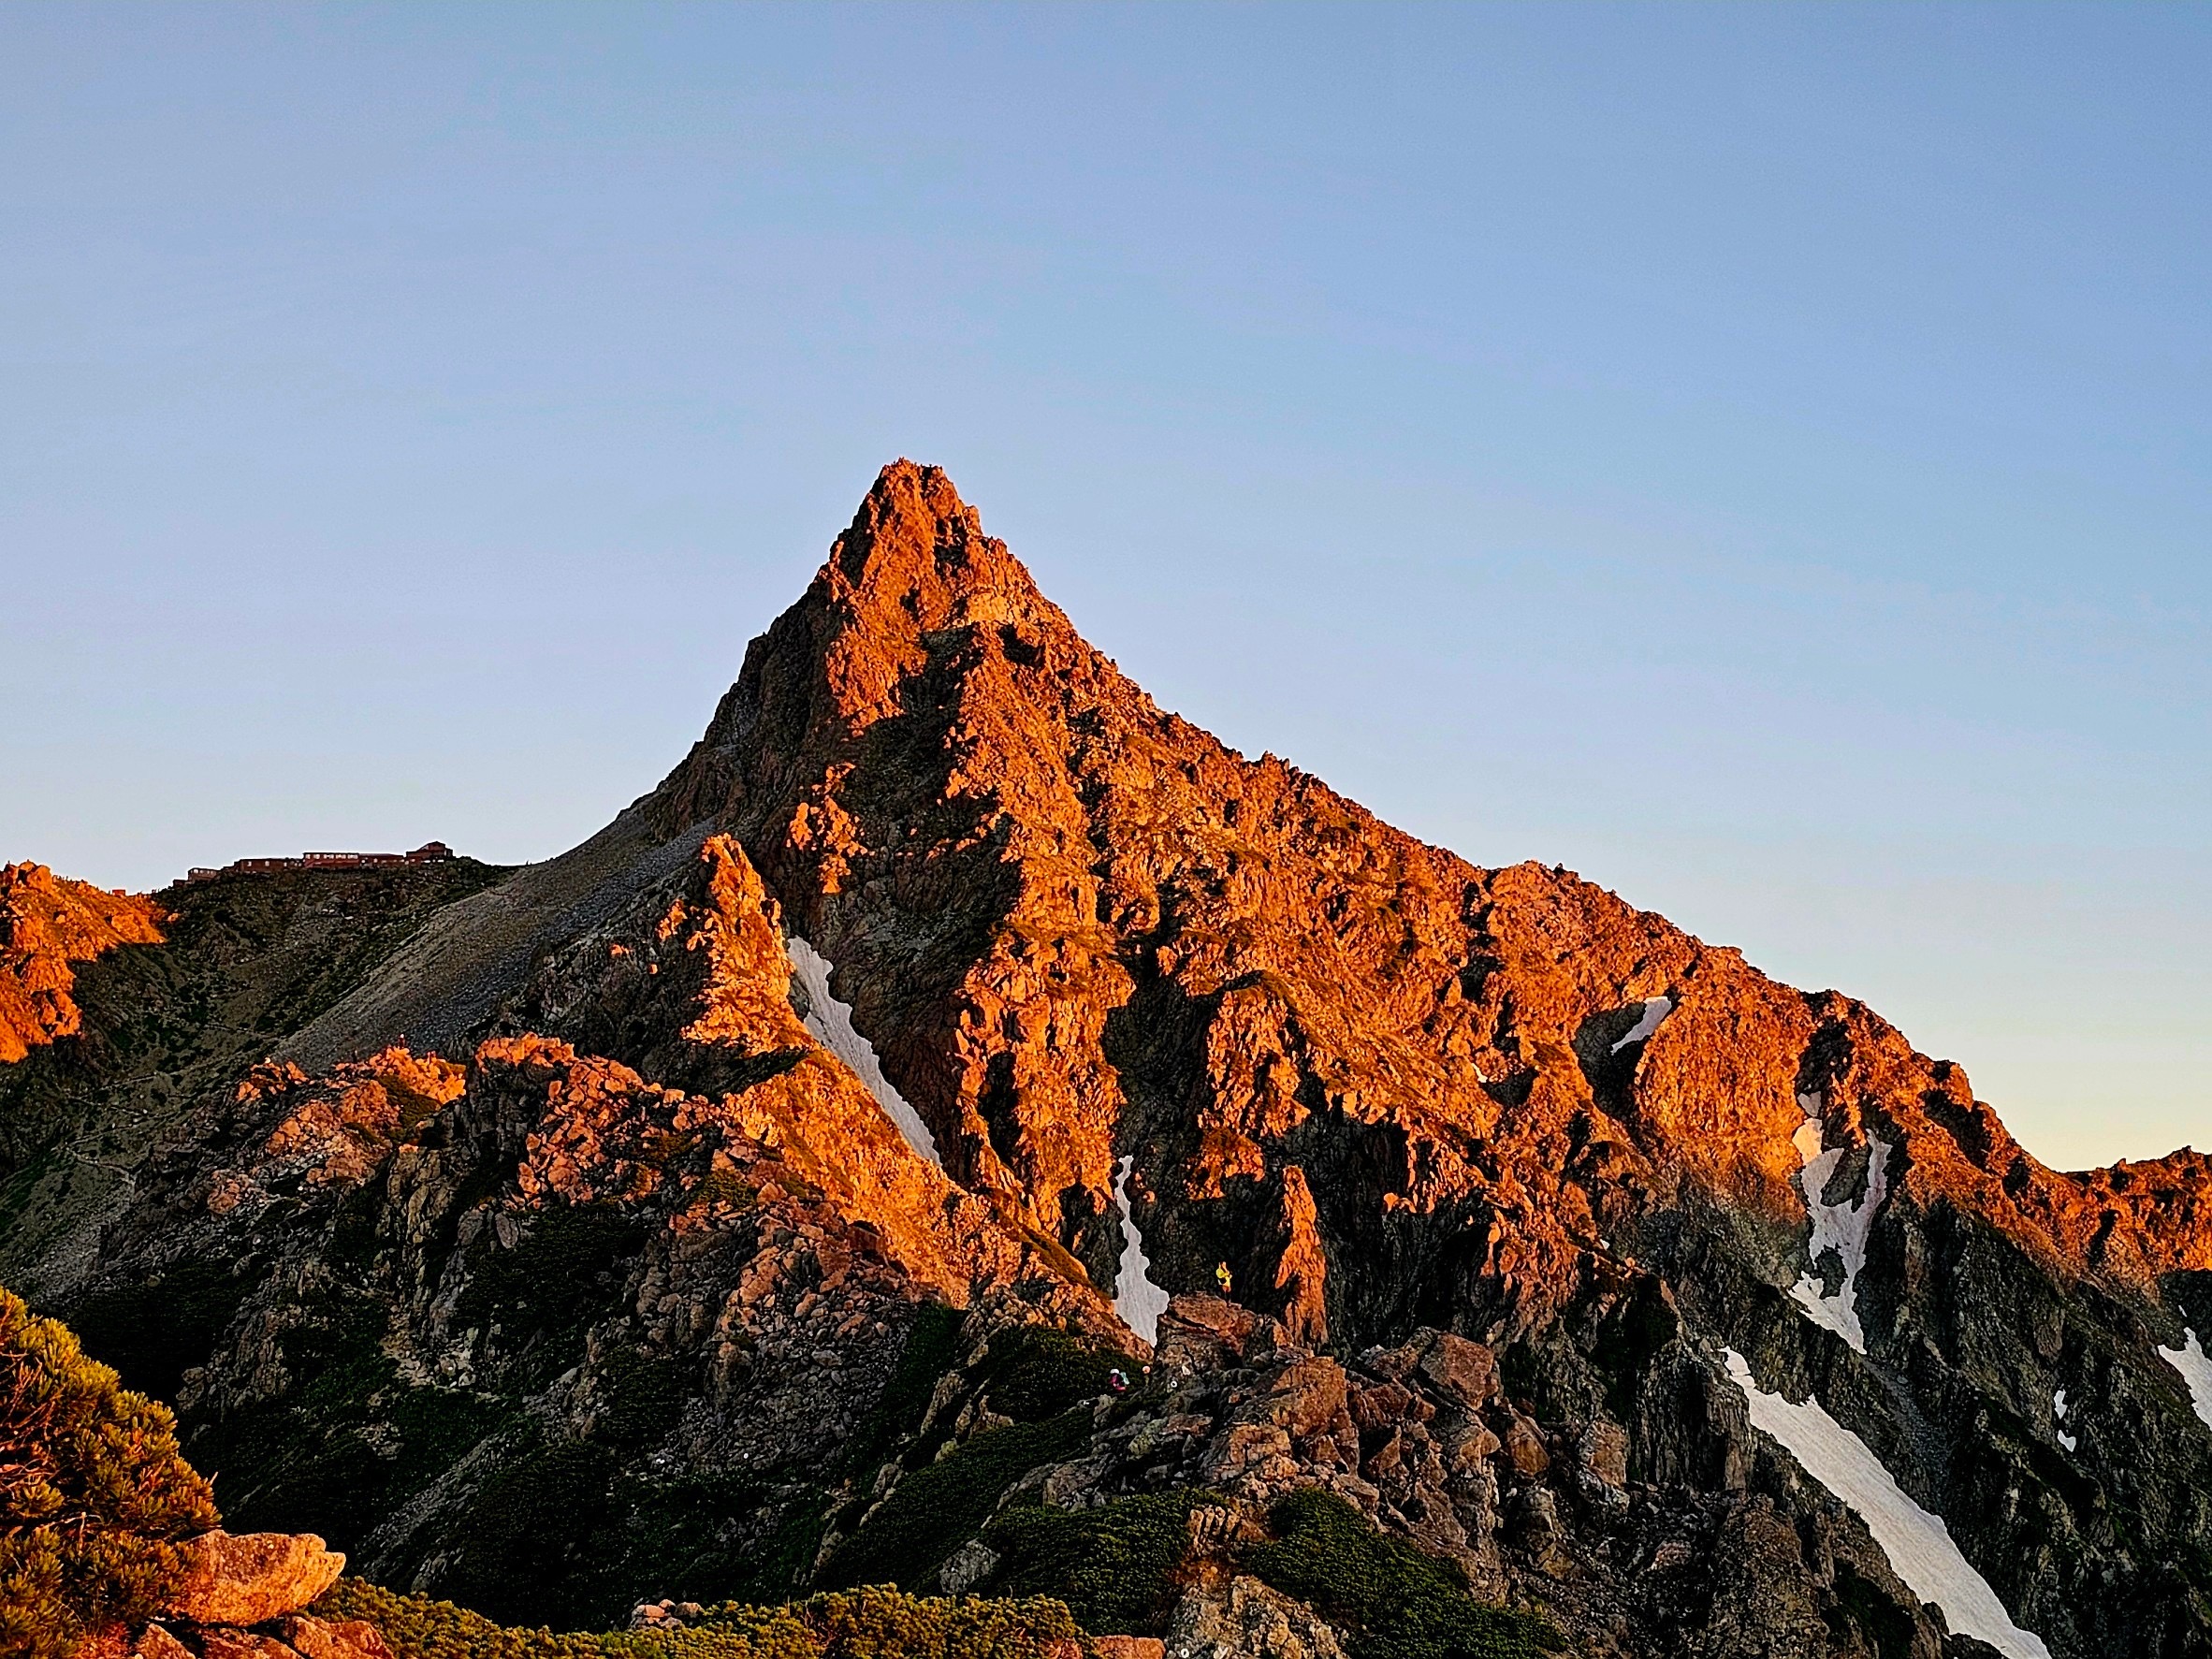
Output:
[[84, 463, 2207, 1653], [818, 459, 1046, 633]]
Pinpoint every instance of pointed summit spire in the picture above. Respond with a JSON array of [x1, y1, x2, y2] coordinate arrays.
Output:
[[817, 460, 1047, 633]]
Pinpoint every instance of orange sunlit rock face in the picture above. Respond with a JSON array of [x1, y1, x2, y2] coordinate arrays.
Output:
[[644, 460, 2212, 1341], [0, 863, 164, 1063]]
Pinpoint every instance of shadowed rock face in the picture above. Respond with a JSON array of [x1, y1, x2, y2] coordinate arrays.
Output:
[[7, 463, 2212, 1653], [60, 834, 1114, 1628]]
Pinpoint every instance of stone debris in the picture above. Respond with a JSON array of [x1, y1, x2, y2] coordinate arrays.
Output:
[[1168, 1577, 1346, 1659]]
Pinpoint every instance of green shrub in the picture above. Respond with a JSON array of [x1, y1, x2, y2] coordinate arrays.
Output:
[[316, 1577, 1081, 1659], [435, 1434, 620, 1627], [753, 1585, 1083, 1659], [983, 1489, 1204, 1632], [0, 1285, 221, 1659], [834, 1304, 964, 1481], [822, 1410, 1094, 1591], [317, 1577, 812, 1659], [977, 1326, 1121, 1424], [1245, 1489, 1562, 1659]]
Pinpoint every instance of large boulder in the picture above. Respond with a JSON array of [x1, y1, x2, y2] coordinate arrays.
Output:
[[277, 1617, 393, 1659], [1170, 1576, 1346, 1659], [166, 1532, 344, 1626]]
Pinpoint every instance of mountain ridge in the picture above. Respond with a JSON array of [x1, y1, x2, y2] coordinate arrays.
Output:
[[6, 460, 2210, 1656]]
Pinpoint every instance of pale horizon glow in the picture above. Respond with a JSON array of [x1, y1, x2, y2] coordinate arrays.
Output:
[[3, 4, 2206, 1170]]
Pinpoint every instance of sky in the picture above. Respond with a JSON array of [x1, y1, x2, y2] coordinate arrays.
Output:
[[3, 3, 2206, 1169]]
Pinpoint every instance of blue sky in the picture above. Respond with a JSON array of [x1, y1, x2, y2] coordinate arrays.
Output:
[[3, 3, 2206, 1168]]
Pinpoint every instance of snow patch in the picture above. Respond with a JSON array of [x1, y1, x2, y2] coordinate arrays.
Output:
[[1609, 995, 1674, 1054], [1787, 1097, 1892, 1355], [2160, 1327, 2212, 1431], [1113, 1155, 1172, 1346], [2052, 1389, 2075, 1453], [1724, 1349, 2052, 1659], [786, 936, 939, 1167]]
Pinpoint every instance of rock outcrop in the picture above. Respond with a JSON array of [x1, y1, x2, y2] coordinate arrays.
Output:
[[133, 1535, 385, 1659], [167, 1531, 346, 1627], [60, 834, 1120, 1630], [0, 853, 505, 1303], [0, 863, 163, 1064]]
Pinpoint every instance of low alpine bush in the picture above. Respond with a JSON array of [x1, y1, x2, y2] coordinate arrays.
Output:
[[1245, 1488, 1562, 1659], [0, 1285, 221, 1659]]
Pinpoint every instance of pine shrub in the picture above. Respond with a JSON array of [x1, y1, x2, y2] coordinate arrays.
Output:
[[0, 1285, 221, 1659], [983, 1490, 1204, 1632], [316, 1578, 1082, 1659], [1245, 1489, 1563, 1659], [821, 1410, 1093, 1590]]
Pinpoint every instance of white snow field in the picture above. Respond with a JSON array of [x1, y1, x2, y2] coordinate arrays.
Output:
[[785, 936, 941, 1167], [1113, 1155, 1173, 1346], [1788, 1094, 1893, 1354], [1609, 994, 1674, 1054], [2052, 1389, 2075, 1452], [2160, 1327, 2212, 1431], [1724, 1350, 2052, 1659]]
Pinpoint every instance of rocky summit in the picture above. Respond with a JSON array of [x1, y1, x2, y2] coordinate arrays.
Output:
[[5, 461, 2210, 1658]]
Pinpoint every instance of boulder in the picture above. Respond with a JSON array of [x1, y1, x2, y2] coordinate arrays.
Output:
[[939, 1538, 1002, 1594], [1414, 1331, 1498, 1412], [1089, 1639, 1168, 1659], [131, 1629, 193, 1659], [167, 1531, 345, 1626], [1500, 1413, 1550, 1477], [1157, 1295, 1267, 1372], [1576, 1419, 1630, 1492], [277, 1617, 394, 1659], [1245, 1356, 1346, 1439], [1170, 1576, 1346, 1659], [196, 1635, 301, 1659]]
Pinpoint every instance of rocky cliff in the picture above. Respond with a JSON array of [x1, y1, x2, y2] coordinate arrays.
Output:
[[6, 463, 2210, 1656], [0, 863, 165, 1065]]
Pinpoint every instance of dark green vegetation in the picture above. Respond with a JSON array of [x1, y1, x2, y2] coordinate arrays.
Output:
[[822, 1411, 1094, 1593], [319, 1577, 1084, 1659], [821, 1319, 1140, 1594], [0, 1286, 221, 1659], [833, 1302, 964, 1483], [983, 1490, 1209, 1634], [974, 1324, 1121, 1423], [163, 1283, 507, 1557], [0, 859, 506, 1297], [1247, 1491, 1562, 1659]]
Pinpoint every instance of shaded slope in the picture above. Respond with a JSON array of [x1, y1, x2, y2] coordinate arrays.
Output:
[[0, 857, 506, 1299]]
